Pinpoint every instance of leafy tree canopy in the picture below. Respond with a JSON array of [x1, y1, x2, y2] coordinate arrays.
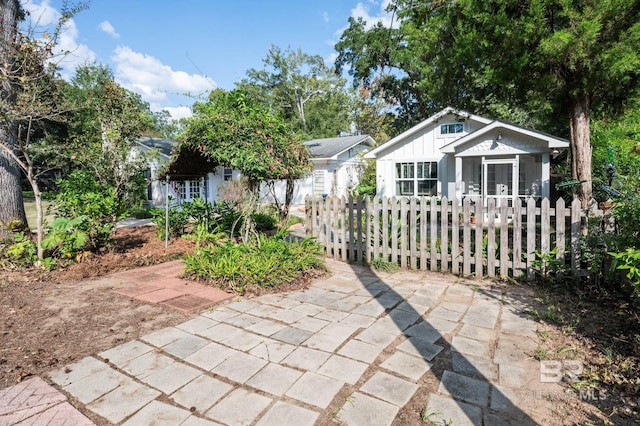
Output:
[[175, 88, 310, 190], [335, 0, 640, 208], [237, 45, 351, 139]]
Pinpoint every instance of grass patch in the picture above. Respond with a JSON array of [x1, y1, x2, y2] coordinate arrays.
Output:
[[183, 234, 325, 294], [371, 256, 399, 272], [23, 198, 53, 230]]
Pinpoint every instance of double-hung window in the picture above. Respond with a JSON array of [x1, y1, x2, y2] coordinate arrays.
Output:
[[223, 167, 233, 181], [395, 161, 438, 196]]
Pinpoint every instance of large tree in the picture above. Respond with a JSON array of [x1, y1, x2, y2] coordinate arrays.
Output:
[[0, 2, 89, 257], [65, 63, 157, 208], [170, 88, 310, 240], [0, 0, 26, 238], [335, 0, 640, 209], [238, 45, 351, 139]]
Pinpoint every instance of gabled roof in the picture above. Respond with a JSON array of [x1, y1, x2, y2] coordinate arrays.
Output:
[[440, 120, 569, 153], [305, 135, 375, 160], [136, 137, 177, 159], [364, 107, 491, 159]]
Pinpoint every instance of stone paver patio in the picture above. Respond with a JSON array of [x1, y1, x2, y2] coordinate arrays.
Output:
[[1, 258, 567, 425]]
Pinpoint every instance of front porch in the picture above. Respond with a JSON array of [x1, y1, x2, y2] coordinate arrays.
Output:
[[453, 153, 551, 208]]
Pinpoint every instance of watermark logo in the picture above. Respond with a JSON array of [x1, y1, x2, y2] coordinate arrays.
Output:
[[539, 360, 583, 383]]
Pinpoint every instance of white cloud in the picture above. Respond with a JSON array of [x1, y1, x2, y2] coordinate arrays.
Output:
[[322, 11, 329, 23], [22, 0, 96, 79], [162, 106, 193, 120], [99, 21, 120, 39], [325, 52, 338, 66], [111, 46, 215, 117], [349, 0, 397, 30]]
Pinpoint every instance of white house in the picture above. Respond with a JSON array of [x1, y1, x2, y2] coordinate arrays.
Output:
[[137, 135, 374, 207], [364, 107, 569, 207], [262, 135, 375, 205]]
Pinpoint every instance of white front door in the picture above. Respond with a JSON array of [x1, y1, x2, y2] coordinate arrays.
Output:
[[483, 160, 515, 207]]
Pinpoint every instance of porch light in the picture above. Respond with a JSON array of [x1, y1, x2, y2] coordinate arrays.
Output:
[[551, 148, 560, 155]]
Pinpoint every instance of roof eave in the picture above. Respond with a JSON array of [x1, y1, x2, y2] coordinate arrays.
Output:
[[365, 107, 490, 158], [440, 121, 569, 154]]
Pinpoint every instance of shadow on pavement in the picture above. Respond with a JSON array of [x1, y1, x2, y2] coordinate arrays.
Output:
[[345, 261, 541, 425]]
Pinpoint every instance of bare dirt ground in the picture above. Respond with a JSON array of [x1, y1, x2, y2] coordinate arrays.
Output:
[[0, 226, 197, 391], [1, 225, 638, 425]]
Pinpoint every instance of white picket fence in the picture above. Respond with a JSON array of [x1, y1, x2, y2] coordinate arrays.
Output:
[[305, 196, 587, 279]]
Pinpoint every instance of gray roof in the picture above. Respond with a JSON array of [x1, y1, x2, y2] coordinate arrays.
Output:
[[137, 135, 375, 163], [136, 137, 178, 159], [304, 135, 374, 159]]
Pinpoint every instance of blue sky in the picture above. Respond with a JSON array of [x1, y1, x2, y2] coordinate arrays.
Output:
[[22, 0, 394, 119]]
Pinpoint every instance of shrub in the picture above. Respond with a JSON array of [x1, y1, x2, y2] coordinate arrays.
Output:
[[52, 171, 124, 250], [183, 235, 325, 294], [251, 212, 277, 232], [180, 197, 213, 231], [130, 207, 154, 219], [4, 232, 37, 267], [609, 248, 640, 300], [150, 207, 189, 239], [210, 200, 242, 234], [41, 216, 90, 260]]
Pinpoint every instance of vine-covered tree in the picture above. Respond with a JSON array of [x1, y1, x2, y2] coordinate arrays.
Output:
[[169, 88, 310, 240], [335, 0, 640, 210]]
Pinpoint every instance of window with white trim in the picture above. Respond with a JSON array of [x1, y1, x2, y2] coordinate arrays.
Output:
[[143, 168, 152, 200], [440, 123, 464, 135], [395, 161, 438, 196], [175, 181, 186, 200], [223, 167, 233, 181], [189, 179, 201, 199]]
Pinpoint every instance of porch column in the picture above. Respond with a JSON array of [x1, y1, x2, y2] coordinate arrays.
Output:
[[514, 154, 520, 205], [455, 156, 463, 201], [541, 153, 550, 199]]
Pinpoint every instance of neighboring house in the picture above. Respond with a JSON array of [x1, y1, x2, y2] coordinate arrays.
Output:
[[135, 137, 241, 207], [364, 107, 569, 207], [136, 135, 375, 207], [262, 135, 375, 205]]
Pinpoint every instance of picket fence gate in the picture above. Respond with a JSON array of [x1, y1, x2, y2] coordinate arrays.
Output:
[[305, 196, 587, 280]]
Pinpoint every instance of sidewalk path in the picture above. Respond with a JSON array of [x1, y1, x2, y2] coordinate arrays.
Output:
[[2, 259, 567, 425]]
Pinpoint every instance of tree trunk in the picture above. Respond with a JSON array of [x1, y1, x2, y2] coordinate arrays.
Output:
[[28, 173, 44, 260], [0, 0, 26, 238], [282, 178, 294, 223], [568, 93, 592, 235], [568, 94, 593, 208]]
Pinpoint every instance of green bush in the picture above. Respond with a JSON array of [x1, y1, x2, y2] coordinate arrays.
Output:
[[251, 212, 277, 232], [613, 197, 640, 249], [180, 197, 213, 231], [4, 232, 37, 267], [353, 183, 376, 197], [41, 216, 90, 259], [211, 201, 242, 234], [609, 248, 640, 300], [150, 207, 189, 239], [183, 235, 325, 294], [52, 171, 124, 250], [130, 207, 154, 219]]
